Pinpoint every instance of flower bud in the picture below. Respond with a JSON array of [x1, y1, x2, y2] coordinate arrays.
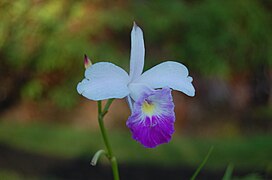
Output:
[[84, 54, 92, 69]]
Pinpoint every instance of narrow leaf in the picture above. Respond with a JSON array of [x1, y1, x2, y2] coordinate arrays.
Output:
[[190, 146, 214, 180], [222, 163, 234, 180]]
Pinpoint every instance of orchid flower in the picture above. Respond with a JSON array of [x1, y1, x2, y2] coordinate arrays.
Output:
[[77, 22, 195, 148]]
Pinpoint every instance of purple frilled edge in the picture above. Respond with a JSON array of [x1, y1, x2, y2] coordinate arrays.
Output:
[[126, 87, 175, 148]]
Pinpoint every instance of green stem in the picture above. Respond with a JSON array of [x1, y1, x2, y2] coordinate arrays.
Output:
[[97, 99, 120, 180]]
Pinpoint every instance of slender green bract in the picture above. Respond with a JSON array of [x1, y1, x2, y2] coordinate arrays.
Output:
[[91, 149, 106, 166], [94, 99, 120, 180]]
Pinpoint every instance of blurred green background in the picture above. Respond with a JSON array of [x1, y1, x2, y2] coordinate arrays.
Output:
[[0, 0, 271, 179]]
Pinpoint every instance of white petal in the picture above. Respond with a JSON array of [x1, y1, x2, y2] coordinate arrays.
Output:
[[134, 61, 195, 96], [129, 22, 145, 81], [128, 83, 152, 101], [77, 62, 130, 100]]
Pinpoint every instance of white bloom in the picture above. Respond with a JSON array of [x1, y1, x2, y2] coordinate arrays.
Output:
[[77, 22, 195, 110]]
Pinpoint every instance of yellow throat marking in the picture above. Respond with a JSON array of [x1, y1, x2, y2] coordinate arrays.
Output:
[[142, 101, 155, 116]]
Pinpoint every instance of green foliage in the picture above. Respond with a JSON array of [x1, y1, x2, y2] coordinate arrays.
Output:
[[21, 80, 43, 100], [130, 0, 272, 75], [0, 121, 272, 171], [233, 174, 263, 180], [0, 170, 25, 180], [223, 164, 263, 180], [49, 85, 78, 108], [0, 0, 271, 107]]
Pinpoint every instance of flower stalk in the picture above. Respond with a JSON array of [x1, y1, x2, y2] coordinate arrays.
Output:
[[96, 99, 120, 180]]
